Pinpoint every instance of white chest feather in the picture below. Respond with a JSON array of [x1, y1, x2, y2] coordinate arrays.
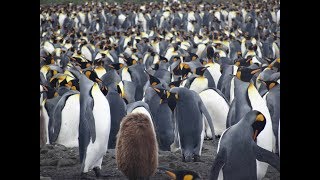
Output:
[[207, 63, 221, 85], [81, 46, 92, 61], [199, 89, 229, 135], [56, 94, 80, 148], [190, 77, 208, 93], [230, 77, 235, 103], [122, 67, 132, 82]]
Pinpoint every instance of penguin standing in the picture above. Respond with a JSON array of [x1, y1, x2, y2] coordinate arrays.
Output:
[[116, 113, 158, 180], [226, 76, 275, 179], [69, 67, 111, 178], [152, 87, 174, 151], [106, 83, 127, 149], [199, 88, 230, 139], [210, 110, 280, 180], [168, 87, 215, 162]]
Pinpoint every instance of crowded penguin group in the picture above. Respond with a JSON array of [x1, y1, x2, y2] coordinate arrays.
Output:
[[40, 0, 280, 179]]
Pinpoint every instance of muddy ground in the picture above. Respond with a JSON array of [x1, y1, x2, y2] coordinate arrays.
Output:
[[40, 140, 280, 179]]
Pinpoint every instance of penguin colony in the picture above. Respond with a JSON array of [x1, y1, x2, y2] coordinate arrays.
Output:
[[40, 0, 280, 179]]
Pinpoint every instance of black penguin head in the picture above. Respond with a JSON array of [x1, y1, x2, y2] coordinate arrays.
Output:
[[189, 53, 198, 61], [194, 66, 209, 76], [251, 112, 266, 142], [169, 78, 187, 88], [180, 63, 191, 78], [84, 69, 102, 83], [108, 63, 124, 70], [167, 91, 179, 112], [153, 87, 168, 104], [235, 56, 252, 67], [260, 80, 279, 90], [146, 71, 161, 87], [236, 66, 261, 82], [163, 169, 201, 180], [124, 57, 137, 66], [207, 46, 215, 59]]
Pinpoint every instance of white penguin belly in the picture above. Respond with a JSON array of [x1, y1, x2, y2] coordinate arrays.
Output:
[[121, 67, 132, 82], [84, 85, 111, 172], [131, 107, 155, 131], [230, 77, 235, 103], [81, 46, 92, 61], [190, 77, 208, 93], [248, 84, 274, 180], [94, 68, 106, 79], [200, 89, 229, 135], [40, 103, 50, 144], [207, 63, 221, 85], [56, 94, 80, 148]]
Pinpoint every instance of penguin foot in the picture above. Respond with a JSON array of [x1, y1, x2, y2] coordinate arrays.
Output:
[[93, 167, 110, 178], [80, 172, 95, 180]]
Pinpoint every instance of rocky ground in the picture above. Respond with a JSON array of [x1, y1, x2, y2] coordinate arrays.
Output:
[[40, 140, 280, 179]]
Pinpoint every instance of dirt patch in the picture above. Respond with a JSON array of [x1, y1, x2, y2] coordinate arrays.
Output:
[[40, 140, 280, 179]]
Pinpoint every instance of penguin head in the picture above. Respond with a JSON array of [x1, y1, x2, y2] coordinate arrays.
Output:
[[180, 63, 191, 78], [83, 69, 102, 83], [260, 80, 279, 90], [146, 71, 161, 87], [152, 87, 168, 104], [169, 77, 187, 88], [189, 53, 198, 61], [167, 87, 180, 111], [162, 169, 201, 180], [108, 63, 124, 70], [193, 66, 209, 76], [124, 57, 137, 66], [235, 56, 252, 67], [250, 111, 266, 142], [236, 66, 260, 82]]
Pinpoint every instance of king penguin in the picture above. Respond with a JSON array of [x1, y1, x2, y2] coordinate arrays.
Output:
[[226, 76, 275, 179], [106, 82, 127, 149], [151, 87, 174, 151], [210, 110, 280, 180], [167, 87, 215, 162], [69, 67, 111, 178]]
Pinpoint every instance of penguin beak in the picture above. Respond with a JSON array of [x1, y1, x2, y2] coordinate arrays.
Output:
[[165, 170, 177, 179], [95, 78, 102, 83], [253, 130, 259, 141], [250, 69, 261, 74]]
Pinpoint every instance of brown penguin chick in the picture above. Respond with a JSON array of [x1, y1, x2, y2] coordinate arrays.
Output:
[[116, 113, 158, 180]]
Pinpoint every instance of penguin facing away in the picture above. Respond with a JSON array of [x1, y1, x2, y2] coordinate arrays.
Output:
[[210, 110, 280, 180]]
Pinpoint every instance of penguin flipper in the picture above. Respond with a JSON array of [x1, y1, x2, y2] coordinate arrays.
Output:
[[254, 143, 280, 172], [226, 98, 236, 128], [197, 93, 215, 139], [210, 148, 226, 180], [85, 98, 96, 143]]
